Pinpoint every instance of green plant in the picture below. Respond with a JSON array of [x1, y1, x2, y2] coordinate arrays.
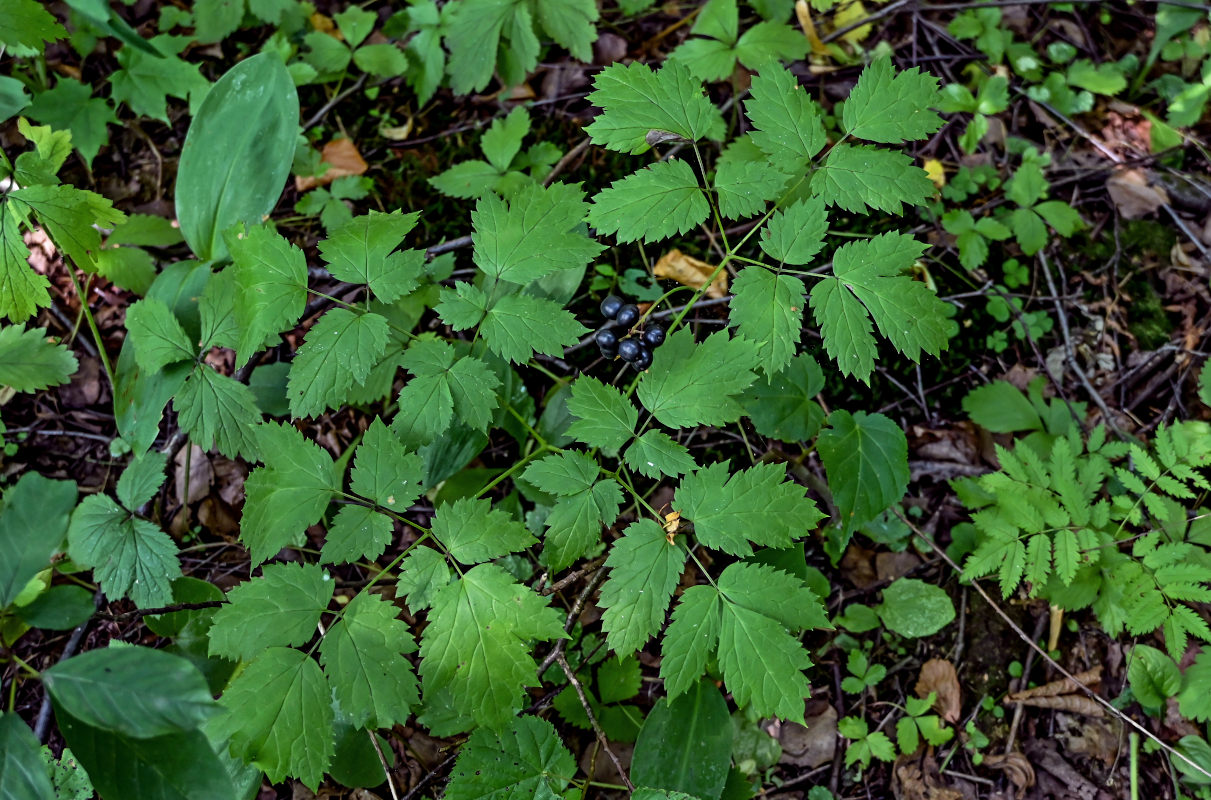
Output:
[[429, 106, 562, 199]]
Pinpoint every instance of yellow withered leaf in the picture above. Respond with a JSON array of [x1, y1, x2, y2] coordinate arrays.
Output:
[[653, 249, 729, 299]]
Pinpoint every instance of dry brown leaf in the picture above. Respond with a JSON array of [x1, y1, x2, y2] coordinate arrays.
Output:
[[983, 752, 1035, 789], [1011, 694, 1105, 717], [915, 659, 961, 724], [310, 12, 338, 36], [778, 703, 837, 768], [295, 138, 369, 192], [1006, 666, 1101, 701], [893, 754, 963, 800], [1107, 169, 1170, 219], [653, 249, 728, 298], [174, 444, 214, 506], [876, 551, 921, 582]]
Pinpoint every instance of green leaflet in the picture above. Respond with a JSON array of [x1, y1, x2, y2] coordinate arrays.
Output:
[[419, 563, 566, 731], [585, 60, 725, 153], [0, 324, 78, 392], [0, 473, 76, 607], [599, 520, 686, 656], [728, 266, 805, 376], [67, 495, 180, 608], [174, 365, 262, 461], [0, 203, 51, 323], [471, 182, 604, 283], [350, 418, 424, 509], [212, 647, 334, 789], [0, 714, 54, 800], [318, 210, 424, 303], [227, 223, 308, 367], [817, 410, 909, 535], [0, 0, 67, 50], [319, 592, 419, 730], [674, 462, 824, 556], [745, 67, 825, 166], [637, 329, 760, 429], [430, 497, 536, 564], [809, 232, 949, 382], [436, 283, 587, 363], [624, 431, 697, 478], [444, 716, 576, 800], [208, 562, 334, 661], [741, 353, 826, 443], [286, 309, 390, 418], [8, 184, 125, 272], [760, 195, 828, 266], [240, 422, 339, 565], [393, 336, 500, 446], [588, 159, 710, 244], [565, 375, 638, 454], [125, 298, 197, 373], [842, 55, 943, 143], [812, 144, 934, 215]]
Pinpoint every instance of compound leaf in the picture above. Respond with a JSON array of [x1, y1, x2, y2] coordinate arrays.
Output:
[[208, 562, 334, 661], [431, 497, 536, 565], [600, 520, 687, 656], [813, 144, 934, 215]]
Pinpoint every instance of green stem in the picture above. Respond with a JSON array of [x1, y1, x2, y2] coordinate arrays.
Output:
[[65, 270, 116, 396]]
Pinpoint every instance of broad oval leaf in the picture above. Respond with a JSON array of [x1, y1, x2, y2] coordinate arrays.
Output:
[[176, 53, 299, 261], [630, 678, 733, 800]]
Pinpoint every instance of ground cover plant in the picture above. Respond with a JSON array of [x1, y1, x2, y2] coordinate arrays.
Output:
[[3, 1, 1211, 798]]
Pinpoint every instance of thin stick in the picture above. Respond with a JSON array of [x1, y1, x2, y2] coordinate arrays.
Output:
[[556, 652, 634, 792], [368, 730, 401, 800]]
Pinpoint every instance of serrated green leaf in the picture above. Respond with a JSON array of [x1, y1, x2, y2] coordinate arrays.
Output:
[[0, 473, 76, 608], [541, 479, 622, 571], [842, 55, 942, 143], [444, 0, 514, 94], [480, 106, 530, 171], [175, 365, 261, 460], [809, 232, 948, 382], [728, 266, 805, 376], [817, 410, 909, 533], [396, 546, 451, 612], [740, 353, 825, 442], [534, 0, 597, 59], [419, 563, 565, 730], [431, 497, 536, 565], [637, 329, 759, 429], [353, 43, 407, 77], [115, 451, 167, 510], [110, 36, 209, 124], [0, 324, 78, 391], [473, 182, 604, 283], [585, 60, 725, 154], [208, 562, 334, 661], [321, 505, 394, 566], [227, 223, 307, 367], [733, 22, 809, 70], [8, 184, 125, 272], [523, 451, 599, 496], [67, 494, 181, 608], [444, 715, 576, 800], [716, 600, 812, 720], [351, 418, 424, 508], [760, 195, 827, 265], [624, 430, 697, 478], [393, 337, 500, 446], [287, 309, 390, 418], [565, 375, 638, 453], [319, 592, 419, 730], [674, 461, 823, 556], [0, 0, 67, 50], [212, 647, 334, 788], [813, 144, 934, 215], [240, 422, 339, 565], [125, 298, 196, 373], [745, 67, 825, 165], [318, 211, 424, 303], [600, 520, 687, 655], [0, 205, 51, 323], [24, 79, 116, 168], [430, 160, 503, 199], [589, 159, 709, 244], [713, 146, 790, 220], [659, 585, 721, 699], [436, 284, 588, 363], [670, 37, 738, 82]]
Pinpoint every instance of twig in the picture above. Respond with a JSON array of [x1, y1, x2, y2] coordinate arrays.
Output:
[[556, 652, 634, 792], [95, 600, 226, 621], [400, 751, 458, 800], [1038, 250, 1127, 438], [537, 568, 607, 676], [369, 730, 401, 800], [896, 511, 1211, 783], [301, 74, 369, 130]]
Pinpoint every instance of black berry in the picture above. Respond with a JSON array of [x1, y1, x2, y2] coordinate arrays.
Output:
[[599, 341, 617, 359], [595, 326, 618, 349], [617, 338, 642, 362], [600, 295, 624, 320], [615, 304, 641, 328], [642, 324, 666, 347], [632, 345, 653, 370]]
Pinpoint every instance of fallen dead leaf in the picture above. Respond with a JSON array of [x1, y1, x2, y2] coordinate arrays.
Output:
[[295, 138, 368, 192], [174, 444, 214, 506], [915, 659, 961, 724], [1057, 713, 1121, 765], [310, 12, 338, 36], [923, 158, 946, 190], [1107, 169, 1170, 219], [876, 551, 920, 582], [839, 543, 878, 589], [653, 249, 728, 298], [893, 753, 963, 800], [983, 752, 1035, 790], [1006, 666, 1101, 701], [778, 703, 837, 768], [793, 0, 827, 55]]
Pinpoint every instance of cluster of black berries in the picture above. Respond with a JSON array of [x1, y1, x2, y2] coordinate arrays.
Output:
[[594, 295, 666, 371]]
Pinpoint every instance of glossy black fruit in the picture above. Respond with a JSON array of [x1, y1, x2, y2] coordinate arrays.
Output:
[[642, 324, 666, 347], [632, 345, 653, 370], [595, 326, 618, 349], [600, 295, 624, 320], [599, 341, 617, 359], [617, 338, 642, 362], [615, 303, 641, 328]]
